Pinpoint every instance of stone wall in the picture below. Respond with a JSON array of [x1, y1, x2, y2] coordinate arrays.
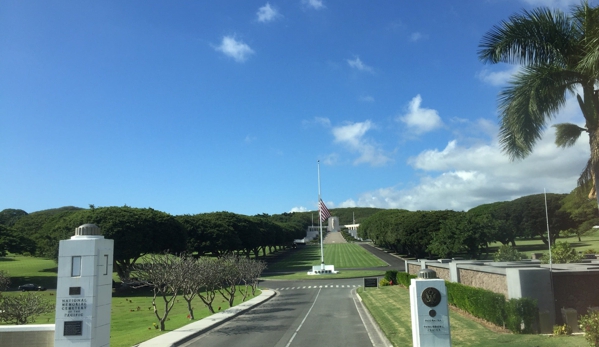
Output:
[[458, 268, 508, 297], [427, 265, 450, 281], [552, 271, 599, 325], [408, 263, 420, 275], [0, 325, 54, 347]]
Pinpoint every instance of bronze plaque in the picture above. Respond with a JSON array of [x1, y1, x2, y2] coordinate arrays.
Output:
[[69, 287, 81, 295], [64, 321, 82, 336], [421, 287, 441, 307]]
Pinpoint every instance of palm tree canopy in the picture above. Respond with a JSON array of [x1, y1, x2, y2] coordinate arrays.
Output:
[[479, 3, 599, 161]]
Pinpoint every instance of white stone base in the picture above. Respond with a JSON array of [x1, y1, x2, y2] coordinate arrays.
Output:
[[307, 264, 338, 275]]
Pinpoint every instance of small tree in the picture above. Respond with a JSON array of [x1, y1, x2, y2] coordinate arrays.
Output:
[[0, 292, 53, 324], [237, 258, 266, 301], [217, 254, 242, 308], [580, 310, 599, 347], [196, 257, 221, 314], [132, 252, 186, 331], [541, 241, 582, 264], [493, 244, 527, 262], [0, 270, 9, 291], [179, 255, 202, 320]]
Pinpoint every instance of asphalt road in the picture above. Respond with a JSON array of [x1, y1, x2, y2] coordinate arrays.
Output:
[[357, 243, 406, 272], [179, 279, 377, 347]]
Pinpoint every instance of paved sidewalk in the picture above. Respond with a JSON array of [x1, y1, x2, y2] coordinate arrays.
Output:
[[134, 290, 276, 347]]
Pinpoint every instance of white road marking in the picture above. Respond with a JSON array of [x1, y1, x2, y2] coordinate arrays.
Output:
[[285, 288, 322, 347]]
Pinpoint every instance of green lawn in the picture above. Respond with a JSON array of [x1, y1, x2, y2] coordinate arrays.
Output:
[[266, 243, 387, 271], [0, 287, 259, 347], [261, 270, 385, 280], [0, 254, 58, 289], [358, 285, 586, 347], [486, 228, 599, 259]]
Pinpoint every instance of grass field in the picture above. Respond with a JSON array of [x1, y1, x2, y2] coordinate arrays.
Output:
[[260, 270, 385, 280], [0, 286, 259, 347], [485, 228, 599, 259], [358, 285, 586, 347], [266, 243, 387, 272], [0, 254, 58, 289]]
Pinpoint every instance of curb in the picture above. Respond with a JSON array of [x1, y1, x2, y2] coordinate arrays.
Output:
[[134, 289, 276, 347], [352, 288, 393, 347]]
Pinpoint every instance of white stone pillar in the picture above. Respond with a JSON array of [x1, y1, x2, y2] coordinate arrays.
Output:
[[410, 269, 451, 347], [54, 224, 114, 347]]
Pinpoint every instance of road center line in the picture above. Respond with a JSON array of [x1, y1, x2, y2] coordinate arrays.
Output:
[[285, 288, 322, 347]]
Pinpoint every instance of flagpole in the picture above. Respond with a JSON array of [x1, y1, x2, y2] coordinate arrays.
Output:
[[318, 161, 324, 268]]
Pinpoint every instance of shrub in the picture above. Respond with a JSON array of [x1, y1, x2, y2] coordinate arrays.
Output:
[[505, 297, 538, 333], [446, 282, 505, 327], [585, 249, 598, 255], [384, 270, 398, 285], [379, 278, 391, 286], [396, 272, 416, 287], [541, 241, 582, 264], [579, 310, 599, 347], [445, 282, 538, 333], [493, 244, 527, 262], [553, 324, 572, 336]]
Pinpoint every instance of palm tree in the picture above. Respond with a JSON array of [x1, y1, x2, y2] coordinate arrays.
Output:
[[478, 2, 599, 209]]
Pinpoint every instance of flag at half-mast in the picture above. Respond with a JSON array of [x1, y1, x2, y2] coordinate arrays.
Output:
[[319, 199, 331, 222]]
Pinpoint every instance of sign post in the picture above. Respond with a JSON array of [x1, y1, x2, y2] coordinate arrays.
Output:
[[409, 269, 451, 347], [54, 224, 114, 347], [363, 277, 378, 291]]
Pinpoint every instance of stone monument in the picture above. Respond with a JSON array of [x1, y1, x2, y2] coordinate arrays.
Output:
[[409, 269, 451, 347], [54, 224, 114, 347]]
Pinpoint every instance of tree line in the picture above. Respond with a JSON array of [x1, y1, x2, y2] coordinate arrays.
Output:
[[358, 191, 599, 259], [0, 206, 306, 280], [132, 252, 266, 331]]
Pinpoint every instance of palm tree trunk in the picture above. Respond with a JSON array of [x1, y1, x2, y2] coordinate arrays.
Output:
[[590, 127, 599, 213]]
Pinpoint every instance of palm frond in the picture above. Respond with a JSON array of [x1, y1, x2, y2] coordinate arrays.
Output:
[[575, 3, 599, 76], [479, 7, 581, 67], [498, 65, 579, 159], [553, 123, 587, 147], [578, 158, 593, 188]]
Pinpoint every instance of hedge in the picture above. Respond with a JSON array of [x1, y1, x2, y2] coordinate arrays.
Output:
[[445, 281, 537, 333], [396, 271, 538, 333], [396, 271, 416, 287]]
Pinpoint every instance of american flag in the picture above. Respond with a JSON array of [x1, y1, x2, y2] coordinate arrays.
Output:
[[319, 199, 331, 222]]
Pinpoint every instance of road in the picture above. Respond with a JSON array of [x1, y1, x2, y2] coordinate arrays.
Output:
[[180, 279, 381, 347], [181, 242, 401, 347]]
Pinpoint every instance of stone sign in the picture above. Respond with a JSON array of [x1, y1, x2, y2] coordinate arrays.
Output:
[[410, 270, 452, 347]]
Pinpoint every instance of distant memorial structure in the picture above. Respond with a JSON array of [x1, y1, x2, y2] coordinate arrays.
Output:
[[54, 224, 114, 347]]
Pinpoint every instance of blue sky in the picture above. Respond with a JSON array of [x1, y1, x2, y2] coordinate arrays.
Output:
[[1, 0, 594, 216]]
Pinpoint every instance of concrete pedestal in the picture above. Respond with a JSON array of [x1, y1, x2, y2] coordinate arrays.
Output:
[[54, 224, 114, 347], [410, 274, 451, 347]]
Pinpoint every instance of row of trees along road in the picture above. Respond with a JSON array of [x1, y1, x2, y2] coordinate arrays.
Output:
[[132, 253, 266, 331], [358, 192, 598, 259], [0, 206, 305, 281]]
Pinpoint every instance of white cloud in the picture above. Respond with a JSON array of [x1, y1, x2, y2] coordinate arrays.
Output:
[[359, 95, 375, 102], [303, 116, 331, 128], [398, 95, 443, 134], [332, 121, 391, 166], [520, 0, 581, 8], [477, 66, 519, 86], [410, 32, 427, 42], [321, 153, 339, 166], [215, 36, 255, 63], [303, 0, 325, 10], [347, 57, 373, 72], [345, 95, 588, 211], [244, 135, 257, 143], [257, 3, 281, 23], [290, 206, 309, 212]]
